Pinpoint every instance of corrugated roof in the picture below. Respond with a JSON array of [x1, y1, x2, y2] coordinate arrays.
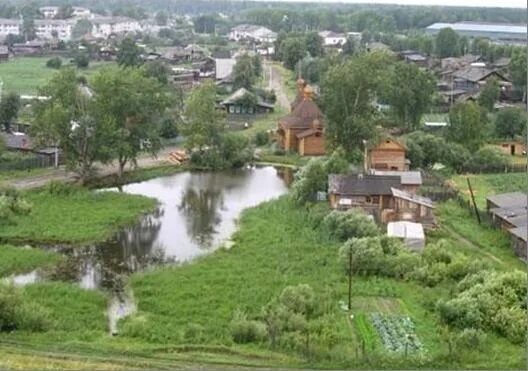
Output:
[[329, 174, 401, 196], [426, 22, 526, 35], [215, 58, 236, 80], [391, 188, 435, 209], [370, 170, 422, 186], [487, 192, 527, 209], [453, 67, 506, 83]]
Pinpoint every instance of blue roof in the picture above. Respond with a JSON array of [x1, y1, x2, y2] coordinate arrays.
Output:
[[426, 22, 526, 35]]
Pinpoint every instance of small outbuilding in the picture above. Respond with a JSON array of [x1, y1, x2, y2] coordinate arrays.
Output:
[[387, 221, 425, 252]]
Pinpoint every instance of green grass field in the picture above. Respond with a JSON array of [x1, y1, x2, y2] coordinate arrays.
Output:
[[0, 187, 157, 244], [0, 245, 60, 277], [0, 57, 114, 95]]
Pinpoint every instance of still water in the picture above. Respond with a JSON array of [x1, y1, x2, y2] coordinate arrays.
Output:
[[11, 166, 290, 292]]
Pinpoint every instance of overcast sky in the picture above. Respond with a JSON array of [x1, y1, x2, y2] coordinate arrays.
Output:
[[274, 0, 525, 8]]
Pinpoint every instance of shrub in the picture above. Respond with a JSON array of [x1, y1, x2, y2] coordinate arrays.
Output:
[[455, 328, 487, 351], [159, 117, 178, 139], [44, 181, 80, 196], [0, 283, 51, 332], [0, 187, 32, 224], [230, 310, 267, 344], [462, 147, 510, 173], [254, 131, 270, 146], [46, 57, 62, 69], [322, 209, 379, 241], [279, 284, 315, 316], [74, 53, 89, 68]]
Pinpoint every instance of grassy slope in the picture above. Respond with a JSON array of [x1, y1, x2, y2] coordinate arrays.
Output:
[[0, 189, 157, 244], [125, 197, 523, 369], [0, 57, 113, 95], [450, 172, 527, 210], [0, 245, 60, 277]]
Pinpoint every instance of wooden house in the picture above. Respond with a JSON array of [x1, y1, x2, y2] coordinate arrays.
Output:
[[370, 170, 422, 194], [453, 67, 510, 93], [496, 140, 526, 156], [277, 82, 325, 156], [390, 188, 435, 225], [328, 174, 401, 215], [368, 138, 408, 171], [220, 88, 274, 115]]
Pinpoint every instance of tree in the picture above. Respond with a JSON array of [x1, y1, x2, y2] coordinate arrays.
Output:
[[280, 37, 306, 70], [91, 67, 169, 177], [72, 19, 93, 39], [342, 36, 359, 56], [194, 15, 216, 34], [0, 93, 21, 131], [74, 53, 89, 68], [182, 81, 225, 152], [435, 28, 459, 58], [494, 107, 526, 139], [252, 54, 262, 78], [321, 52, 390, 156], [509, 49, 527, 101], [55, 5, 73, 19], [143, 61, 169, 85], [46, 57, 62, 69], [32, 68, 113, 183], [477, 78, 500, 112], [446, 101, 487, 152], [304, 32, 324, 58], [117, 38, 143, 68], [386, 62, 436, 131], [233, 55, 257, 90], [155, 11, 168, 26], [22, 17, 36, 41]]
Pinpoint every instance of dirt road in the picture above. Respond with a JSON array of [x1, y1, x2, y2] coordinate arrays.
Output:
[[4, 145, 181, 190], [264, 61, 291, 111]]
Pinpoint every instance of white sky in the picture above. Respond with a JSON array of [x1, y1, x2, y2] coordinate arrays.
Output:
[[274, 0, 525, 8]]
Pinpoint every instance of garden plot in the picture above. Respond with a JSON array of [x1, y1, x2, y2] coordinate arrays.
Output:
[[370, 313, 423, 353]]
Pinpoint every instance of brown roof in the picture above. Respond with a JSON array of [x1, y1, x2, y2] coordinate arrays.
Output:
[[296, 128, 322, 139], [279, 97, 324, 129]]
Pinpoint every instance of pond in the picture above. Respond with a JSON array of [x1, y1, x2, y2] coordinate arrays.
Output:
[[11, 166, 291, 294]]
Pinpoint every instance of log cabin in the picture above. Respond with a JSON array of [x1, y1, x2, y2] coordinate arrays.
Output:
[[368, 138, 408, 171]]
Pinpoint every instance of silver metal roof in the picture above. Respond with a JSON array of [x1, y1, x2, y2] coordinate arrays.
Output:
[[426, 22, 526, 35]]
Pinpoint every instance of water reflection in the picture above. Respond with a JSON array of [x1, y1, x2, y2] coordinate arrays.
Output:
[[13, 167, 288, 293]]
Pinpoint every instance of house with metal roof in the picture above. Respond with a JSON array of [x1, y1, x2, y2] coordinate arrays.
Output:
[[426, 22, 527, 44]]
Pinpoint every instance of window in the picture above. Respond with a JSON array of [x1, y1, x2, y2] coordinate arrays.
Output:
[[229, 105, 235, 113], [366, 196, 372, 203]]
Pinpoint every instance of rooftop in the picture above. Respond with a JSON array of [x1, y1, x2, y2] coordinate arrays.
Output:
[[387, 221, 425, 240], [328, 174, 401, 196], [370, 170, 422, 186], [487, 192, 527, 209], [426, 22, 527, 35], [391, 188, 435, 209]]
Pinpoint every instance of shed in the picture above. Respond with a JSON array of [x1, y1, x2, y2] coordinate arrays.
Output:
[[387, 221, 425, 251], [486, 192, 527, 211], [509, 226, 527, 260]]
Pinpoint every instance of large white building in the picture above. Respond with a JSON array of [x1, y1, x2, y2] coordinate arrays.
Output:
[[426, 22, 527, 44], [35, 19, 73, 40], [72, 7, 91, 19], [229, 24, 277, 43], [40, 6, 59, 19], [318, 30, 347, 46], [91, 16, 141, 38], [0, 18, 22, 39]]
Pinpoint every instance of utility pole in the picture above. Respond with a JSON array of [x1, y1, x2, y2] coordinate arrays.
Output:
[[467, 177, 481, 225], [348, 248, 352, 311]]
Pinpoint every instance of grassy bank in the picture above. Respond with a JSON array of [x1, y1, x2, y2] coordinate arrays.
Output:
[[87, 164, 186, 189], [0, 187, 157, 244], [0, 245, 60, 277]]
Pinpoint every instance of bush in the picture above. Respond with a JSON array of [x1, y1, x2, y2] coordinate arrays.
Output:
[[74, 53, 89, 68], [46, 57, 62, 69], [159, 117, 178, 139], [230, 310, 267, 344], [462, 147, 510, 173], [437, 270, 527, 343], [254, 131, 270, 146], [189, 133, 253, 170], [0, 187, 32, 224], [0, 283, 51, 332], [455, 328, 487, 350], [322, 209, 379, 241], [44, 181, 80, 196]]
